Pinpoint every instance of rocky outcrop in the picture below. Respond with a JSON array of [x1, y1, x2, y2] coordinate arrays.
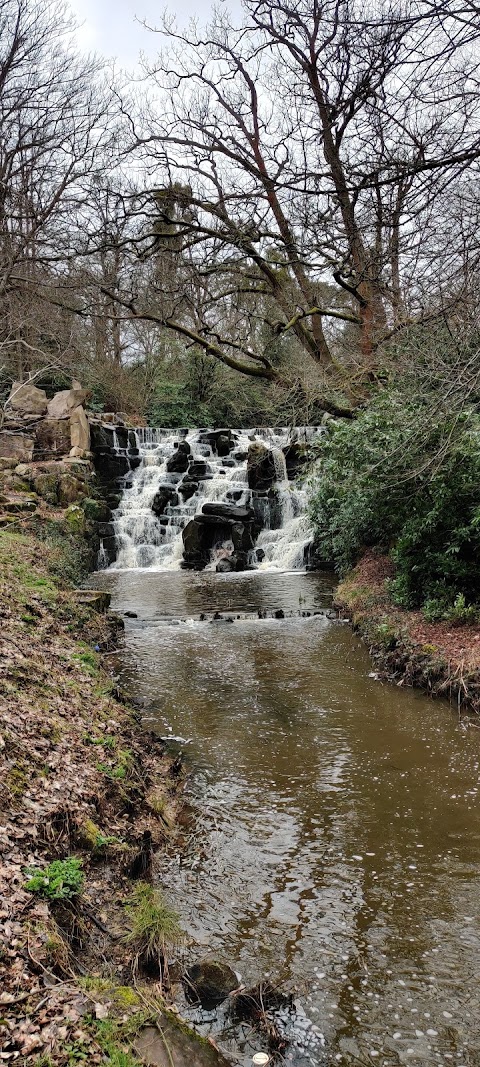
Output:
[[198, 429, 237, 456], [6, 382, 48, 416], [182, 499, 256, 570], [89, 423, 139, 487], [283, 440, 309, 479], [247, 441, 276, 490], [46, 385, 88, 420], [0, 432, 35, 463], [70, 405, 90, 454], [152, 485, 178, 517], [202, 502, 253, 522], [34, 418, 71, 458], [0, 381, 92, 465], [166, 441, 191, 473]]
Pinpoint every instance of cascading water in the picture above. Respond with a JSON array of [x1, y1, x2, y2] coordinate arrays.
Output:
[[104, 426, 321, 572]]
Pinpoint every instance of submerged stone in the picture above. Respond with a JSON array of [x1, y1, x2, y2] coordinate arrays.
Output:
[[183, 958, 239, 1008]]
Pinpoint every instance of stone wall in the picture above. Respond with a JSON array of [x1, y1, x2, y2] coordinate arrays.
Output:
[[0, 380, 91, 464]]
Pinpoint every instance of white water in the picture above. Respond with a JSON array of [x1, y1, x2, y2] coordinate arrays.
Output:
[[107, 427, 320, 572]]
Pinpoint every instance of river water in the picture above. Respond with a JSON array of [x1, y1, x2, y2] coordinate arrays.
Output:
[[92, 568, 480, 1067]]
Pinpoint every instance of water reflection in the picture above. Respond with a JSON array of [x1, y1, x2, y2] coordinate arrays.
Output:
[[93, 570, 480, 1067]]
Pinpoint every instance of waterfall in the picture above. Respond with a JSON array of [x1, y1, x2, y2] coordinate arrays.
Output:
[[104, 426, 321, 572]]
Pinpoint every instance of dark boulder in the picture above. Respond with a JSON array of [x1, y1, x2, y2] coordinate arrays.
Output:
[[247, 442, 276, 491], [166, 442, 190, 474], [198, 429, 236, 455], [182, 518, 204, 559], [232, 522, 254, 553], [114, 426, 129, 450], [178, 479, 198, 501], [188, 460, 209, 480], [216, 433, 232, 457], [283, 440, 309, 479], [152, 485, 178, 516], [98, 521, 115, 539], [196, 513, 236, 528], [183, 959, 239, 1008], [107, 493, 122, 509], [90, 423, 114, 452], [202, 502, 253, 523]]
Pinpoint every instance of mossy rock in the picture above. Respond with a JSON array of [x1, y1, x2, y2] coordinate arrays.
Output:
[[58, 473, 85, 506], [82, 497, 111, 522], [76, 817, 103, 850], [63, 504, 87, 533], [74, 589, 111, 613], [2, 492, 38, 513], [135, 1016, 231, 1066], [34, 471, 60, 504]]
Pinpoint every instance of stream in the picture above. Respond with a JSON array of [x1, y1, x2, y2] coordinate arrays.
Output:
[[91, 567, 480, 1067]]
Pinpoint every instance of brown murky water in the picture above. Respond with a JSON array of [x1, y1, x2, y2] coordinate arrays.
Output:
[[92, 570, 480, 1067]]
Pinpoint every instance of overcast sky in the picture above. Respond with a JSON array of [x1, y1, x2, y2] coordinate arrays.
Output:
[[69, 0, 239, 68]]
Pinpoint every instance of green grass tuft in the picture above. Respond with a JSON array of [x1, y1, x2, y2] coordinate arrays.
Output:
[[124, 883, 183, 963]]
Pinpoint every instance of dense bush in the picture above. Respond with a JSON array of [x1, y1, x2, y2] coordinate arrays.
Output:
[[309, 393, 480, 616]]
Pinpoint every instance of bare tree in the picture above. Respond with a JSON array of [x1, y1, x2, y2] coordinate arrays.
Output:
[[105, 0, 480, 412], [0, 0, 116, 384]]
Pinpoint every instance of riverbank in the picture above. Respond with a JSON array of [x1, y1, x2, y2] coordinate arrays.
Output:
[[335, 551, 480, 714], [0, 495, 216, 1065]]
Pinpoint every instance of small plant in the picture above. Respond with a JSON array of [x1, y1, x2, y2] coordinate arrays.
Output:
[[124, 882, 183, 971], [25, 857, 84, 901], [147, 789, 168, 819], [97, 748, 133, 780], [73, 649, 99, 675], [83, 731, 116, 749]]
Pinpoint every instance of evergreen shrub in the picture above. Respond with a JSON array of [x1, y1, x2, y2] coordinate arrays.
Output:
[[309, 393, 480, 617]]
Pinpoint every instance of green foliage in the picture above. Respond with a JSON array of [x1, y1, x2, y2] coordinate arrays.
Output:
[[25, 857, 84, 901], [147, 380, 210, 428], [309, 392, 480, 615], [31, 518, 94, 585], [73, 648, 99, 675], [97, 748, 132, 780], [82, 497, 110, 522], [124, 882, 183, 962], [423, 592, 480, 625]]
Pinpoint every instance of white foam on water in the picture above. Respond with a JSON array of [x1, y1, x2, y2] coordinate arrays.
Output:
[[108, 427, 321, 572]]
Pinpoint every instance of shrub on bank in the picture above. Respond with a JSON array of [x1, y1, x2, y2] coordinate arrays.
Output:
[[309, 393, 480, 618]]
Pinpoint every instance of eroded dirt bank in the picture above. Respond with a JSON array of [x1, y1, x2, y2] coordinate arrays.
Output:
[[335, 551, 480, 714], [0, 488, 220, 1065]]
